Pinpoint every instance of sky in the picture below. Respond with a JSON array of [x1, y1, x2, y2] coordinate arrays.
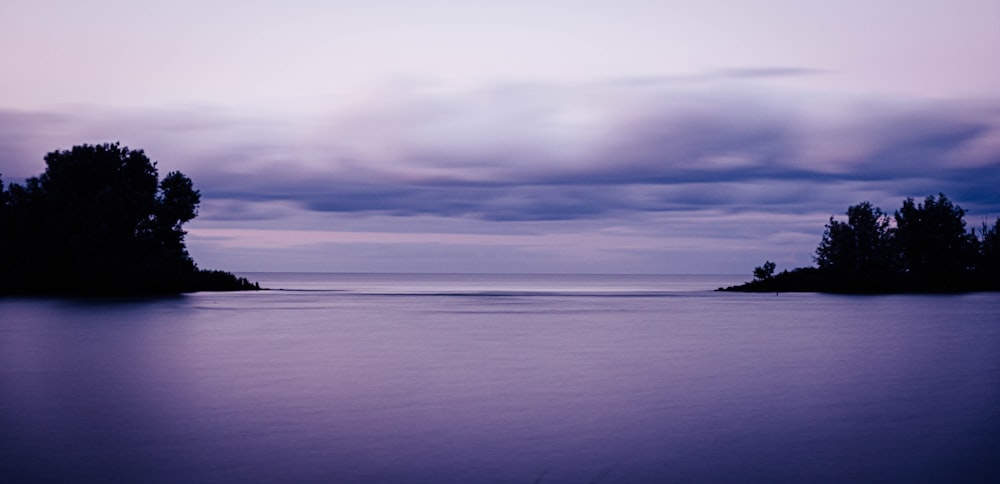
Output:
[[2, 0, 1000, 274]]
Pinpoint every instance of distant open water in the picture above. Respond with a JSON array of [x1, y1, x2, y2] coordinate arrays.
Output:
[[2, 273, 999, 482]]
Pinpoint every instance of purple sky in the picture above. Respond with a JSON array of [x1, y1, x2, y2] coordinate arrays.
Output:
[[2, 1, 1000, 273]]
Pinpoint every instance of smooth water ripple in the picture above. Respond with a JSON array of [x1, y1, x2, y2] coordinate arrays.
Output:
[[2, 274, 999, 482]]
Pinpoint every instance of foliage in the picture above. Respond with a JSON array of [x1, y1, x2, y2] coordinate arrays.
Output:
[[974, 218, 1000, 290], [0, 143, 258, 295], [894, 194, 977, 289], [723, 193, 999, 293], [753, 260, 776, 281], [814, 201, 897, 291]]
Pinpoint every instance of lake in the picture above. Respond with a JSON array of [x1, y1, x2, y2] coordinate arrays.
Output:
[[2, 273, 999, 482]]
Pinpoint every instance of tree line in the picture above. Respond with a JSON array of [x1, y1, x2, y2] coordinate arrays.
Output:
[[723, 194, 1000, 293], [0, 143, 258, 295]]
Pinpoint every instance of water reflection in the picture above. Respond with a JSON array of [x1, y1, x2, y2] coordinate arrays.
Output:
[[2, 278, 999, 482]]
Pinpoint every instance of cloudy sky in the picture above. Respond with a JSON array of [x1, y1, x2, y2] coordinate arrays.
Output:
[[2, 0, 999, 274]]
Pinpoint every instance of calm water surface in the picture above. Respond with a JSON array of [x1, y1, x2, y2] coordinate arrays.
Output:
[[2, 274, 999, 482]]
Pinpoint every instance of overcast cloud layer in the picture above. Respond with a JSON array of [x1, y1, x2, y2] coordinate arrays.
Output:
[[3, 1, 999, 273], [3, 83, 1000, 216], [3, 81, 1000, 273]]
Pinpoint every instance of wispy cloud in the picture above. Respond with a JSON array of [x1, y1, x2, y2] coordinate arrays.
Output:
[[715, 67, 828, 79], [3, 82, 999, 220], [2, 79, 999, 271]]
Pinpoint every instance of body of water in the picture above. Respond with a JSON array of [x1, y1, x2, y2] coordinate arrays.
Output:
[[2, 273, 999, 482]]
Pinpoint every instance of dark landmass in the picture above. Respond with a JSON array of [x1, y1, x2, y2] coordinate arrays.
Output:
[[0, 143, 259, 296], [720, 194, 1000, 294]]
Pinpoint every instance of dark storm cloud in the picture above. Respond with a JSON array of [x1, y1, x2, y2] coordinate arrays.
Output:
[[2, 83, 999, 221]]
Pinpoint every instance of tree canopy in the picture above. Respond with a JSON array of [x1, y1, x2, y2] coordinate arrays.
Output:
[[814, 201, 896, 291], [723, 194, 999, 293], [0, 143, 258, 295]]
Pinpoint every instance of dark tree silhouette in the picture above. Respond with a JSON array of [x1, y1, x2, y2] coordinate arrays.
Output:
[[753, 260, 776, 281], [722, 193, 998, 293], [0, 175, 9, 278], [894, 194, 976, 290], [815, 201, 896, 291], [0, 143, 258, 295], [974, 218, 1000, 289]]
